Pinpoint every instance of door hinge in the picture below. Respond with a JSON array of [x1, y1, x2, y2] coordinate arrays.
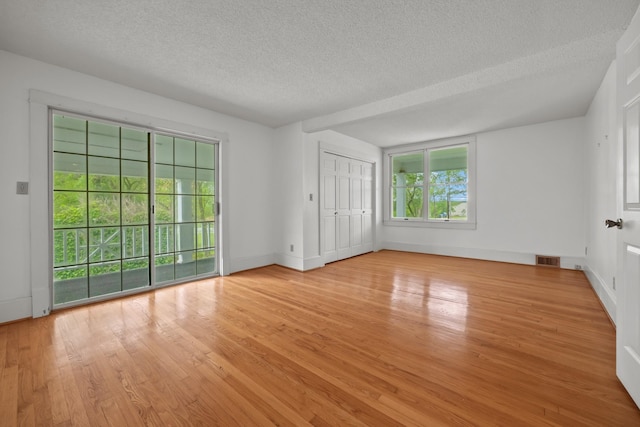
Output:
[[215, 202, 221, 216]]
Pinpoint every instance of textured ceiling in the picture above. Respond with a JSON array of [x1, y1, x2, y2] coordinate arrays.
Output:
[[0, 0, 638, 145]]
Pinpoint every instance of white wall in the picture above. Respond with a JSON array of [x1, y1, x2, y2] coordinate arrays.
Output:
[[382, 118, 587, 267], [0, 50, 275, 322], [584, 61, 618, 322], [272, 125, 382, 271], [273, 122, 305, 270]]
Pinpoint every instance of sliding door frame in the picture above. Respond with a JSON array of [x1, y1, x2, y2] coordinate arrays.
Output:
[[50, 109, 221, 309], [29, 90, 229, 317]]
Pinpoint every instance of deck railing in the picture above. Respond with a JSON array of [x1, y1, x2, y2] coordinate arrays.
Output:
[[55, 225, 174, 265]]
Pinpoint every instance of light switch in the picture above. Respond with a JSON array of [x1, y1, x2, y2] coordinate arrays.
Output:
[[16, 181, 29, 195]]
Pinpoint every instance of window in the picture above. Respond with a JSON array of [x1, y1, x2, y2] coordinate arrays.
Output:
[[385, 136, 476, 228]]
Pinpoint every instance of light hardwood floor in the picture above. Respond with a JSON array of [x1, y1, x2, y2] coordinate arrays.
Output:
[[1, 251, 639, 426]]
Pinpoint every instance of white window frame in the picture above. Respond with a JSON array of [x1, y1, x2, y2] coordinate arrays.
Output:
[[383, 135, 476, 229]]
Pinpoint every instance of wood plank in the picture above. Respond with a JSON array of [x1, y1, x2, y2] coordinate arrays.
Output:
[[0, 250, 638, 425]]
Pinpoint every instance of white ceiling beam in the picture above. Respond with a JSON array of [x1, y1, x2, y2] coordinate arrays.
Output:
[[301, 31, 621, 134]]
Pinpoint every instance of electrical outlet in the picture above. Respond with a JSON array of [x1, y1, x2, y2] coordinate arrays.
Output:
[[574, 264, 582, 270], [613, 277, 616, 290], [290, 244, 294, 252], [309, 193, 313, 201]]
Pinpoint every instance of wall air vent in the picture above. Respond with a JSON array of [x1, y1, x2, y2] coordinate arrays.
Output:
[[536, 255, 560, 268]]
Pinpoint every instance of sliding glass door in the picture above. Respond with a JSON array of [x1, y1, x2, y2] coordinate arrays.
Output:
[[154, 134, 217, 284], [51, 112, 218, 307]]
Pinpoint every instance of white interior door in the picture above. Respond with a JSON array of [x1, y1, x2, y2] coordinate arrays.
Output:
[[350, 160, 364, 256], [321, 153, 338, 263], [616, 5, 640, 408], [337, 157, 352, 260], [349, 160, 374, 256], [361, 162, 374, 253]]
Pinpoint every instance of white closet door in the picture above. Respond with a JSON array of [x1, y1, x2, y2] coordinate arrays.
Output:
[[337, 157, 352, 260], [320, 151, 374, 263], [350, 161, 364, 256], [321, 154, 338, 263], [361, 162, 374, 253]]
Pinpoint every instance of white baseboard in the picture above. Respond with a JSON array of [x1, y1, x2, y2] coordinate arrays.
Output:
[[560, 256, 586, 270], [380, 241, 585, 270], [273, 254, 325, 272], [32, 286, 51, 318], [228, 253, 276, 274], [0, 297, 32, 323], [303, 256, 324, 271], [275, 253, 305, 271], [584, 266, 617, 325]]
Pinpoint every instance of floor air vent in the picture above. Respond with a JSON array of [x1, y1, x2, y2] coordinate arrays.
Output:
[[536, 255, 560, 268]]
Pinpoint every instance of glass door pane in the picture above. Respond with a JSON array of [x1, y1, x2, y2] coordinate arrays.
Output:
[[154, 134, 217, 284], [52, 113, 150, 305]]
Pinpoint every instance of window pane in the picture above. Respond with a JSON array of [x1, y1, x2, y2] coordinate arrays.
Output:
[[155, 164, 174, 194], [428, 183, 468, 220], [429, 145, 467, 172], [392, 187, 423, 218], [88, 156, 120, 192], [155, 254, 175, 283], [121, 128, 148, 161], [197, 249, 216, 275], [155, 134, 174, 164], [175, 251, 197, 279], [175, 223, 196, 251], [122, 258, 149, 290], [53, 153, 86, 191], [196, 142, 215, 169], [155, 224, 174, 254], [391, 152, 424, 218], [53, 265, 88, 304], [175, 195, 196, 223], [197, 222, 215, 249], [89, 193, 120, 226], [53, 115, 86, 154], [88, 122, 119, 158], [122, 194, 148, 225], [196, 196, 215, 221], [89, 261, 121, 297], [53, 191, 87, 228], [175, 138, 195, 167], [122, 226, 149, 259], [428, 145, 468, 220], [53, 229, 87, 267], [175, 166, 196, 194], [121, 160, 148, 193], [89, 228, 121, 262], [196, 169, 215, 195], [392, 152, 424, 185], [155, 195, 174, 224]]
